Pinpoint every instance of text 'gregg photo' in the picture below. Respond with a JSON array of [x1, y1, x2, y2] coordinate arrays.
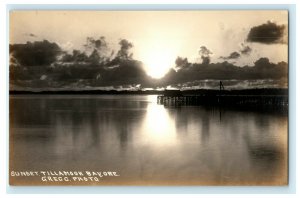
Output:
[[9, 10, 288, 186]]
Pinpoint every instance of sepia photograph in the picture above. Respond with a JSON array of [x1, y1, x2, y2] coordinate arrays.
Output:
[[9, 10, 288, 186]]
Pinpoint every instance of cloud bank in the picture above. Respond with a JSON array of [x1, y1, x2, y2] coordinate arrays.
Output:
[[220, 52, 241, 60], [9, 39, 288, 90]]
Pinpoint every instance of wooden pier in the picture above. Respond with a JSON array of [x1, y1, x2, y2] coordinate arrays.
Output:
[[157, 94, 288, 109]]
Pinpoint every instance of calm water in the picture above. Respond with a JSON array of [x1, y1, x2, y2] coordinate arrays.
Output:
[[9, 95, 287, 185]]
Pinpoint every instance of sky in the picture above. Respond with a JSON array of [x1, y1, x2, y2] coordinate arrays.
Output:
[[10, 11, 288, 74], [9, 10, 288, 90]]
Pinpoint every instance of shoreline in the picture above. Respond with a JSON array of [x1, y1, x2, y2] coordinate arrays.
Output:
[[9, 88, 288, 96]]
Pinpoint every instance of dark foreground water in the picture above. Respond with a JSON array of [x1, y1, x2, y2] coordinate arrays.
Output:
[[9, 95, 287, 185]]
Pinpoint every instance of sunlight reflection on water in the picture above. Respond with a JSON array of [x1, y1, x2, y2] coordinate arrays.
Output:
[[142, 102, 177, 146]]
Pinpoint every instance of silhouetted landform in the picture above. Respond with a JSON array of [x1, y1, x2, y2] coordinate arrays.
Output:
[[9, 88, 288, 96], [9, 89, 161, 95]]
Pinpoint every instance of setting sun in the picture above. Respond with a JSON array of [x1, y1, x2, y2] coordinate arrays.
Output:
[[139, 41, 178, 79]]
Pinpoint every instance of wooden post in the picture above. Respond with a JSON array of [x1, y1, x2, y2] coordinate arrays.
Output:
[[219, 81, 224, 91]]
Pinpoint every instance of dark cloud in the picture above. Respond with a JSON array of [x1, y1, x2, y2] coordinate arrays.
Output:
[[83, 36, 111, 64], [105, 39, 134, 69], [57, 36, 112, 66], [24, 33, 37, 37], [29, 33, 37, 37], [9, 53, 21, 67], [198, 46, 212, 64], [95, 60, 151, 86], [247, 21, 287, 44], [117, 39, 133, 60], [84, 36, 107, 50], [88, 49, 101, 64], [220, 51, 240, 60], [239, 43, 252, 55], [201, 56, 210, 65], [175, 56, 190, 70], [9, 40, 61, 66], [62, 50, 88, 62]]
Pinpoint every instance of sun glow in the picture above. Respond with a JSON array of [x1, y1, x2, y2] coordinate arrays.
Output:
[[140, 41, 178, 79], [142, 96, 177, 145]]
